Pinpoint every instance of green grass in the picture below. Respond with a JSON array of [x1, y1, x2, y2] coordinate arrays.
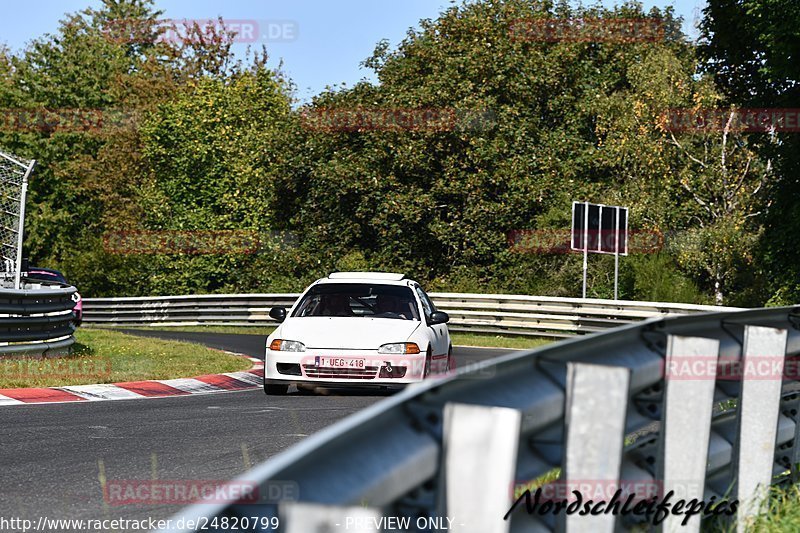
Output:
[[740, 483, 800, 532], [0, 329, 251, 389], [90, 326, 555, 350], [513, 468, 562, 499], [90, 325, 277, 336], [450, 332, 553, 350]]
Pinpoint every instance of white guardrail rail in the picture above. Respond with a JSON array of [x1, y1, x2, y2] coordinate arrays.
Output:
[[156, 305, 800, 533], [82, 293, 739, 338]]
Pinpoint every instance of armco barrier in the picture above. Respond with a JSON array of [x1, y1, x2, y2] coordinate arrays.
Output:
[[82, 293, 738, 337], [0, 286, 78, 356], [160, 305, 800, 532]]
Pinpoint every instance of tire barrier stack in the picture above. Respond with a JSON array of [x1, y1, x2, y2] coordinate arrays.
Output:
[[0, 286, 78, 356]]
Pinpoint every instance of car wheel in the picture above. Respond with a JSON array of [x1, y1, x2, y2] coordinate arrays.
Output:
[[423, 348, 432, 378], [264, 382, 288, 395]]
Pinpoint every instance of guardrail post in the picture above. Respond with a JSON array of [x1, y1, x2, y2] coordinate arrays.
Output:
[[443, 403, 521, 533], [563, 362, 630, 533], [280, 502, 381, 533], [657, 335, 720, 533], [735, 325, 788, 531]]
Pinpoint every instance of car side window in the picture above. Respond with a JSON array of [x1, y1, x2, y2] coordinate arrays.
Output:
[[414, 286, 435, 318]]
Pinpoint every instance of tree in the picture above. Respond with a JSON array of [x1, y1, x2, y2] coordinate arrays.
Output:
[[0, 0, 779, 304], [699, 0, 800, 304], [271, 0, 722, 299], [665, 108, 772, 305], [0, 0, 281, 295], [135, 67, 294, 294]]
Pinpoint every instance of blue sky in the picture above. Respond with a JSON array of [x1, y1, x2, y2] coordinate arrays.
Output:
[[0, 0, 706, 103]]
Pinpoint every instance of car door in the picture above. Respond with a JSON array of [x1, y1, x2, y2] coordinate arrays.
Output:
[[413, 284, 449, 371]]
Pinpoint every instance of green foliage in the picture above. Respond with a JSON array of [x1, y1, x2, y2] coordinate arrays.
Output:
[[132, 70, 293, 294], [700, 0, 800, 305], [625, 253, 708, 304], [700, 0, 800, 103], [0, 0, 785, 306], [0, 0, 294, 296], [275, 1, 691, 287]]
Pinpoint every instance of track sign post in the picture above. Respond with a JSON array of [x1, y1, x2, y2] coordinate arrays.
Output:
[[571, 202, 628, 299]]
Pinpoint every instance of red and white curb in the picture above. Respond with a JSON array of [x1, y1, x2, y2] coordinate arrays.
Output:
[[0, 353, 264, 406]]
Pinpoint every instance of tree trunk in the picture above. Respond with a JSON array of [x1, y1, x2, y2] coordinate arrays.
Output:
[[714, 276, 724, 306]]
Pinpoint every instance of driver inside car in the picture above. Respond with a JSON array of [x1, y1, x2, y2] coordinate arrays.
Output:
[[376, 293, 414, 319], [320, 294, 352, 316], [375, 294, 400, 316]]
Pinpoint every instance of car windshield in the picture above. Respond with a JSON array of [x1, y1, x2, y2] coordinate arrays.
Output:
[[292, 283, 420, 320]]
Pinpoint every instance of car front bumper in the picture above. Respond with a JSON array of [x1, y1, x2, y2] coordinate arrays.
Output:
[[264, 348, 427, 386]]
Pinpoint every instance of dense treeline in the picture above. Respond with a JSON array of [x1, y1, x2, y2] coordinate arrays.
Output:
[[0, 0, 795, 306]]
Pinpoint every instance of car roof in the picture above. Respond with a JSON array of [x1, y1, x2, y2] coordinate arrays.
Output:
[[316, 272, 415, 287], [28, 267, 64, 275], [328, 272, 405, 281], [27, 267, 67, 280]]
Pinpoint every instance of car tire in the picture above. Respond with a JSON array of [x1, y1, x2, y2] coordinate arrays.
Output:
[[446, 345, 453, 373], [423, 348, 432, 378], [264, 382, 288, 395]]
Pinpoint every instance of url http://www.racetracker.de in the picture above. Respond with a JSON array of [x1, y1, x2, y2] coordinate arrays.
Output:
[[0, 515, 281, 531]]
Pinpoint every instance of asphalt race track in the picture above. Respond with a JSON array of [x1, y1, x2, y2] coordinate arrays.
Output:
[[0, 331, 511, 526]]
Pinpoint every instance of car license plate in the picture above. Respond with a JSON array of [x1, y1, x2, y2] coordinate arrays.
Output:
[[316, 357, 365, 368]]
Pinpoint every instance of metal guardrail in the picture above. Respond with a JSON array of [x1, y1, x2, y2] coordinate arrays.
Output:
[[431, 292, 739, 337], [160, 305, 800, 532], [83, 293, 738, 337], [0, 285, 78, 356]]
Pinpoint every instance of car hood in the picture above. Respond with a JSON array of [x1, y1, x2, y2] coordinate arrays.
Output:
[[278, 317, 421, 350]]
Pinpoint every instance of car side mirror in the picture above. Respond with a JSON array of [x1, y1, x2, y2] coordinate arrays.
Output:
[[269, 306, 287, 323], [429, 311, 449, 325]]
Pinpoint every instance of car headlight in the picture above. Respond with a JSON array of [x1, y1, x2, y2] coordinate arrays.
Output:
[[71, 292, 80, 303], [269, 339, 306, 352], [378, 342, 420, 355]]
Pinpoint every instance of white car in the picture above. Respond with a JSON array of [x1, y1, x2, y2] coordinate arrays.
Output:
[[264, 272, 451, 394]]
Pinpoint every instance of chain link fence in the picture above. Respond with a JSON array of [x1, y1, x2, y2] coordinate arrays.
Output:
[[0, 150, 34, 289]]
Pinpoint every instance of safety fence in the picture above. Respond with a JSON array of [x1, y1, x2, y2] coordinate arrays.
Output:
[[0, 150, 34, 289]]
